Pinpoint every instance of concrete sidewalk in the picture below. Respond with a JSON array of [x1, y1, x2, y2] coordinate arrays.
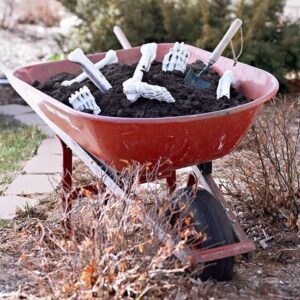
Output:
[[0, 105, 61, 219]]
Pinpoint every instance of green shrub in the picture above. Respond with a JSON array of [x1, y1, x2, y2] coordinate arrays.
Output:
[[58, 0, 300, 89]]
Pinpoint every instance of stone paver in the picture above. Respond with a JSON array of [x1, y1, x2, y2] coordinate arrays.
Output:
[[5, 174, 60, 195], [0, 195, 37, 219], [0, 104, 33, 116], [37, 138, 61, 155], [24, 155, 62, 174], [14, 112, 45, 126]]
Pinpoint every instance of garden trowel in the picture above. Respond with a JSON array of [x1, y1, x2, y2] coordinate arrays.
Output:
[[184, 18, 242, 89]]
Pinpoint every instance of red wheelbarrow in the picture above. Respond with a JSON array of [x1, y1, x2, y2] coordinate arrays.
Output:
[[0, 43, 279, 281]]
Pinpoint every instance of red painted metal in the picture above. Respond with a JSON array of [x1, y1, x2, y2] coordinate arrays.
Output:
[[8, 44, 279, 176], [190, 240, 256, 265], [59, 139, 73, 232], [59, 139, 73, 193], [166, 171, 177, 194]]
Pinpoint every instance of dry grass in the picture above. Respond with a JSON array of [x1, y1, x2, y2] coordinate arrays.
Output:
[[12, 164, 209, 299], [218, 98, 300, 230]]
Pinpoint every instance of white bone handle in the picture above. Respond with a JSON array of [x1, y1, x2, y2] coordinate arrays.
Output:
[[68, 48, 112, 92], [113, 26, 132, 49], [217, 70, 235, 99], [209, 19, 242, 64], [132, 43, 157, 81], [62, 50, 118, 86]]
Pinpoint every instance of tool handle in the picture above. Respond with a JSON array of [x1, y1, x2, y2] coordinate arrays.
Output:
[[209, 18, 242, 64], [113, 26, 132, 49]]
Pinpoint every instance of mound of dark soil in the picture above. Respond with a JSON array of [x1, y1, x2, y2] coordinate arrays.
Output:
[[32, 60, 251, 118]]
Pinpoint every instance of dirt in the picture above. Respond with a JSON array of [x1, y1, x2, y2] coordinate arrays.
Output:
[[33, 61, 251, 118]]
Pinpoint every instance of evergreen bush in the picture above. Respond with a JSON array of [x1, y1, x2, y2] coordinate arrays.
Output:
[[58, 0, 300, 88]]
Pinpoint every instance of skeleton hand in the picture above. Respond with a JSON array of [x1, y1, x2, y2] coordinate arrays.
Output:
[[162, 42, 189, 73], [123, 81, 175, 103], [69, 86, 101, 115], [62, 50, 118, 86]]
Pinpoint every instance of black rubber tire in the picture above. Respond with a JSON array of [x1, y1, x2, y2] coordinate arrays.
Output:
[[170, 187, 234, 281]]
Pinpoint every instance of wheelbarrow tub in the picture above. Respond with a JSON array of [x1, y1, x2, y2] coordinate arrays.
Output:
[[11, 44, 279, 173]]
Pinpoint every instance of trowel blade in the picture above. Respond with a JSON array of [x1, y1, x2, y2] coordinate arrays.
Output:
[[184, 69, 210, 89]]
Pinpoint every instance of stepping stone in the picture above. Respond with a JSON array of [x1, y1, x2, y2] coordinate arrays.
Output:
[[5, 174, 61, 195], [14, 113, 45, 126], [37, 138, 61, 155], [24, 155, 62, 174], [0, 195, 37, 219], [0, 104, 33, 116]]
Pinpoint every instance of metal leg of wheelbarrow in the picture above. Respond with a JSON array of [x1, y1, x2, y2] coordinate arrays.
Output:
[[58, 138, 102, 231], [58, 138, 73, 232], [188, 162, 255, 262]]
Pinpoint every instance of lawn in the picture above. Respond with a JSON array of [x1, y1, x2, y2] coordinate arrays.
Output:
[[0, 114, 45, 189]]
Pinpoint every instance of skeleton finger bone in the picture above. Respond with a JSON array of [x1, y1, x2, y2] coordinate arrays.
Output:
[[69, 86, 101, 115], [62, 50, 118, 86], [67, 48, 112, 93], [123, 43, 157, 102], [217, 70, 235, 100], [162, 42, 189, 73]]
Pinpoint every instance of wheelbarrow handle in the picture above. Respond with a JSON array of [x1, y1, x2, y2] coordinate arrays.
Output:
[[209, 18, 242, 64]]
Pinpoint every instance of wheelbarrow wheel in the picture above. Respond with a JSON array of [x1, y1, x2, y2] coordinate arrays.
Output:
[[170, 187, 234, 281]]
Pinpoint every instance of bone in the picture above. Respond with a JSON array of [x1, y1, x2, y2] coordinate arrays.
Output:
[[113, 26, 132, 49], [67, 48, 112, 92], [162, 42, 189, 73], [69, 86, 101, 115], [216, 70, 235, 100], [123, 43, 157, 102], [62, 50, 118, 86]]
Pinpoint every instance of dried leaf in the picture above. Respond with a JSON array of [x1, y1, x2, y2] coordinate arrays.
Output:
[[138, 243, 145, 253], [80, 260, 97, 288]]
